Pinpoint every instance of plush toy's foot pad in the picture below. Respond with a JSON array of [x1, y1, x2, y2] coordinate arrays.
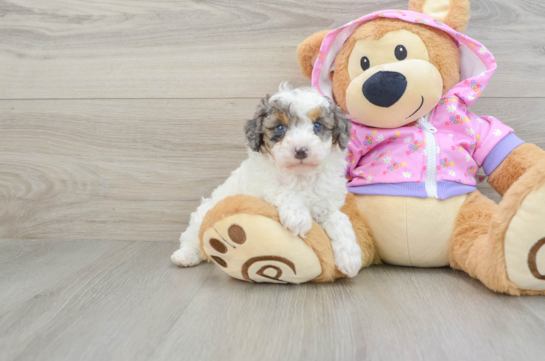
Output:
[[202, 214, 322, 284], [505, 184, 545, 291]]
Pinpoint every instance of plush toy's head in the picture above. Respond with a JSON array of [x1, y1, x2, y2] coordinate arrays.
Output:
[[297, 0, 471, 129]]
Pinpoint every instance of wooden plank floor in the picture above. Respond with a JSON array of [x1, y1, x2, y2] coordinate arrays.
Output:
[[1, 239, 545, 361], [1, 0, 545, 360]]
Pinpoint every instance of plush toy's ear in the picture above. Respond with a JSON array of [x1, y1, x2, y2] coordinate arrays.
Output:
[[244, 96, 269, 152], [296, 30, 330, 79], [409, 0, 470, 33]]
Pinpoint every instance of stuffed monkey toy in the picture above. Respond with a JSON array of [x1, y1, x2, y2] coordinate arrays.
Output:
[[195, 0, 545, 295]]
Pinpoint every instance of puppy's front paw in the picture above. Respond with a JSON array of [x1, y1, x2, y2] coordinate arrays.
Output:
[[332, 241, 362, 278], [171, 247, 203, 267], [279, 208, 313, 238]]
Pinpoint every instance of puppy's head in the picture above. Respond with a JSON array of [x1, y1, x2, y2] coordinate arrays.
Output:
[[245, 83, 350, 174]]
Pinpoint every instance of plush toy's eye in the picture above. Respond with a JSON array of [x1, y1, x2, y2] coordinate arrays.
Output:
[[313, 122, 323, 132], [395, 45, 407, 61], [360, 56, 370, 71], [275, 125, 287, 134]]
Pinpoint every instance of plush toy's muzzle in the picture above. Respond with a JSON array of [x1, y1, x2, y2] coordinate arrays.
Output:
[[346, 58, 443, 128]]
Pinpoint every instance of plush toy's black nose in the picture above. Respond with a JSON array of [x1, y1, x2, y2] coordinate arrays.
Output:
[[362, 71, 407, 108]]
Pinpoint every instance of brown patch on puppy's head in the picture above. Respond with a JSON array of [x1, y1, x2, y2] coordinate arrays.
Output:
[[306, 107, 322, 122], [276, 111, 290, 126]]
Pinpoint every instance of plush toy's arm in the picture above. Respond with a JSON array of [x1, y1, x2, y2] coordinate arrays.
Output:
[[488, 143, 545, 196]]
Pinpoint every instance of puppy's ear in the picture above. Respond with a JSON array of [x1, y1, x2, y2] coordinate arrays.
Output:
[[409, 0, 470, 33], [296, 30, 330, 79], [330, 103, 351, 150], [245, 96, 269, 152]]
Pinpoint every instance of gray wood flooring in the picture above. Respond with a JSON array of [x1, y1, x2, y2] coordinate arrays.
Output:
[[1, 0, 545, 360], [2, 239, 545, 361]]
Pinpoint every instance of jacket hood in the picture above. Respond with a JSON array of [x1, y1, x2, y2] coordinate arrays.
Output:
[[311, 10, 497, 109]]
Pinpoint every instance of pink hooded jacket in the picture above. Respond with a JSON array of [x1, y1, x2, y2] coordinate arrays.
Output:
[[311, 10, 524, 200]]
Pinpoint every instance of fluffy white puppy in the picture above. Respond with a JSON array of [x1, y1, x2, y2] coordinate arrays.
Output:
[[172, 83, 362, 277]]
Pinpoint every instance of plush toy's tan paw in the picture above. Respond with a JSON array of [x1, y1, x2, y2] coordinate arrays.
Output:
[[504, 184, 545, 291], [201, 214, 322, 284]]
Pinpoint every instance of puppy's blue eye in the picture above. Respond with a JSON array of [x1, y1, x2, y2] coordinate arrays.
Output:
[[314, 122, 323, 132], [275, 125, 286, 133]]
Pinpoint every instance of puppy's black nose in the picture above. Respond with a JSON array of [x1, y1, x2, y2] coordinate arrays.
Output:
[[294, 148, 308, 160], [362, 71, 407, 107]]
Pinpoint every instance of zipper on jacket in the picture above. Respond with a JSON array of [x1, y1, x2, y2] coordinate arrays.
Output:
[[418, 113, 438, 198]]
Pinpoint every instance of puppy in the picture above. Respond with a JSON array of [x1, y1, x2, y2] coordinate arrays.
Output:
[[172, 83, 362, 277]]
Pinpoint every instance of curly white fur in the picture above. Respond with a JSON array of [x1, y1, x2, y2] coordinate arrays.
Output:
[[172, 84, 362, 278]]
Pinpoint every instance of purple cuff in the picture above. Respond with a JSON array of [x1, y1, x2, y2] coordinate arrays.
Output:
[[348, 182, 427, 198], [437, 181, 477, 199], [348, 181, 476, 200], [482, 133, 525, 176]]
